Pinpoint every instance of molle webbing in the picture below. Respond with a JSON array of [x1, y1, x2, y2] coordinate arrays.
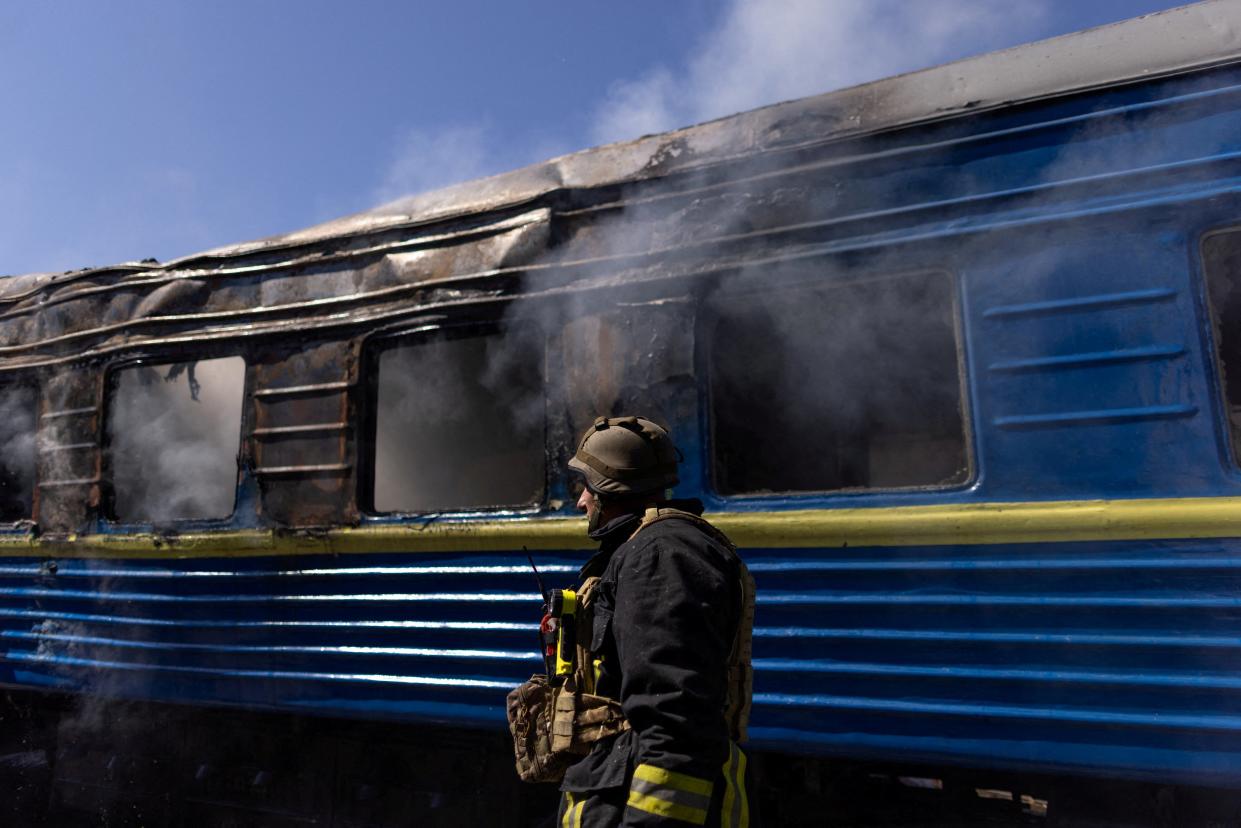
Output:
[[507, 672, 628, 784], [507, 579, 630, 787], [636, 507, 755, 743], [573, 577, 603, 696], [561, 576, 630, 752]]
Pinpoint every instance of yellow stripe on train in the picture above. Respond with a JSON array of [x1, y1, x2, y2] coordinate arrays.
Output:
[[2, 496, 1241, 559]]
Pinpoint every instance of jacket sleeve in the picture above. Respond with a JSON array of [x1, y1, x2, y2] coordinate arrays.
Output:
[[611, 535, 734, 826]]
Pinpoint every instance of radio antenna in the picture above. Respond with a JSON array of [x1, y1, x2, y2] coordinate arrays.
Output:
[[523, 546, 548, 599]]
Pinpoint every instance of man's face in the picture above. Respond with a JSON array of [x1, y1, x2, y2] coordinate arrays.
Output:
[[575, 481, 610, 533], [576, 485, 601, 528]]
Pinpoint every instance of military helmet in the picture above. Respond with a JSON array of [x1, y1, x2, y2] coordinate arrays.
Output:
[[568, 415, 679, 496]]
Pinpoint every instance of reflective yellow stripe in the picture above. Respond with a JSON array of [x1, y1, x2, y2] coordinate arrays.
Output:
[[722, 743, 749, 828], [626, 790, 709, 825], [562, 792, 584, 828], [628, 763, 713, 824], [633, 763, 714, 796], [555, 589, 577, 678], [711, 497, 1241, 548], [16, 495, 1241, 559]]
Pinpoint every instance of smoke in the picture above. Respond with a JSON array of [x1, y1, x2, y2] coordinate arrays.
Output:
[[372, 329, 545, 513], [107, 356, 245, 524], [518, 0, 1052, 478], [372, 123, 495, 206], [592, 0, 1050, 144], [707, 264, 969, 495], [507, 0, 1070, 499], [0, 386, 36, 520]]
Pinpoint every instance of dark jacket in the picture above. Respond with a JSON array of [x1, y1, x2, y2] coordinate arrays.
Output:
[[558, 501, 753, 828]]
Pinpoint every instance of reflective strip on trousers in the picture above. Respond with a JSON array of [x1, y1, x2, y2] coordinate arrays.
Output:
[[562, 791, 585, 828], [721, 743, 750, 828], [627, 763, 713, 825]]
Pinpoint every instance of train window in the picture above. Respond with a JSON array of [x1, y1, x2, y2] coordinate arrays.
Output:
[[371, 327, 545, 513], [708, 269, 969, 495], [0, 384, 36, 521], [561, 302, 695, 452], [1203, 228, 1241, 465], [107, 356, 246, 523]]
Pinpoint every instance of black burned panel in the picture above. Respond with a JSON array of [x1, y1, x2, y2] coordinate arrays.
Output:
[[36, 369, 104, 534], [252, 339, 360, 526]]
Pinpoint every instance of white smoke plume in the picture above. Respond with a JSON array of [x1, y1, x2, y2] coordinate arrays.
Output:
[[108, 357, 245, 524], [373, 124, 495, 205], [0, 386, 36, 518], [592, 0, 1051, 145], [372, 330, 545, 513]]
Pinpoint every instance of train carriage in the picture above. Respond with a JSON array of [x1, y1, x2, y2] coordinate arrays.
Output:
[[4, 2, 1241, 823]]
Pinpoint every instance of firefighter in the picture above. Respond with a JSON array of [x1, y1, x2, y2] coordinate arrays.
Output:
[[558, 415, 755, 828]]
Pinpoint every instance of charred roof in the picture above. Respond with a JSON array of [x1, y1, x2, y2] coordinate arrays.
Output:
[[2, 0, 1241, 372]]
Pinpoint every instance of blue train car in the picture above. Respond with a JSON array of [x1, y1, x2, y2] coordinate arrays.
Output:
[[3, 2, 1241, 823]]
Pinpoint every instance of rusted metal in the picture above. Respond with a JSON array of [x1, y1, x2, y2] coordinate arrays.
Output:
[[251, 423, 349, 437], [34, 371, 102, 533], [39, 407, 96, 420], [35, 478, 101, 489], [251, 340, 359, 526], [252, 382, 353, 398], [252, 464, 353, 476], [36, 442, 95, 454]]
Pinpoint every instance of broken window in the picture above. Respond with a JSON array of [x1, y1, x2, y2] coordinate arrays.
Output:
[[0, 384, 36, 521], [370, 327, 545, 513], [1202, 229, 1241, 465], [107, 356, 246, 523], [708, 269, 969, 495], [560, 300, 697, 451]]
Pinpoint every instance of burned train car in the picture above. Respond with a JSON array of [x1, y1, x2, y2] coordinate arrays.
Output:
[[4, 2, 1241, 823]]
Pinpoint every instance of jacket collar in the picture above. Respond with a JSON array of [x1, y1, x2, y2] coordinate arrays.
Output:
[[576, 499, 706, 579], [579, 511, 642, 579]]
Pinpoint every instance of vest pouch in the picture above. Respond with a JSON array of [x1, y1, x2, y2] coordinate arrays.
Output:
[[507, 675, 630, 784], [552, 686, 630, 755], [507, 674, 575, 783]]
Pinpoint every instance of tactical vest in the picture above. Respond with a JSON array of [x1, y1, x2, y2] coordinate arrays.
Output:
[[507, 508, 756, 783]]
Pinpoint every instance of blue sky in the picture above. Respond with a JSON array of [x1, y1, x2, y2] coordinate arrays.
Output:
[[0, 0, 1189, 276]]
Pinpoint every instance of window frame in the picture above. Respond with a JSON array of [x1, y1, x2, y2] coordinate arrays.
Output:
[[358, 319, 550, 519], [1197, 224, 1241, 473], [0, 376, 40, 525], [100, 351, 251, 527], [701, 265, 975, 501]]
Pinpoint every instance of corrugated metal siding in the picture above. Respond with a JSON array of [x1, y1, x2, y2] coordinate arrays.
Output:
[[745, 541, 1241, 785], [2, 541, 1240, 784], [0, 553, 556, 720]]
